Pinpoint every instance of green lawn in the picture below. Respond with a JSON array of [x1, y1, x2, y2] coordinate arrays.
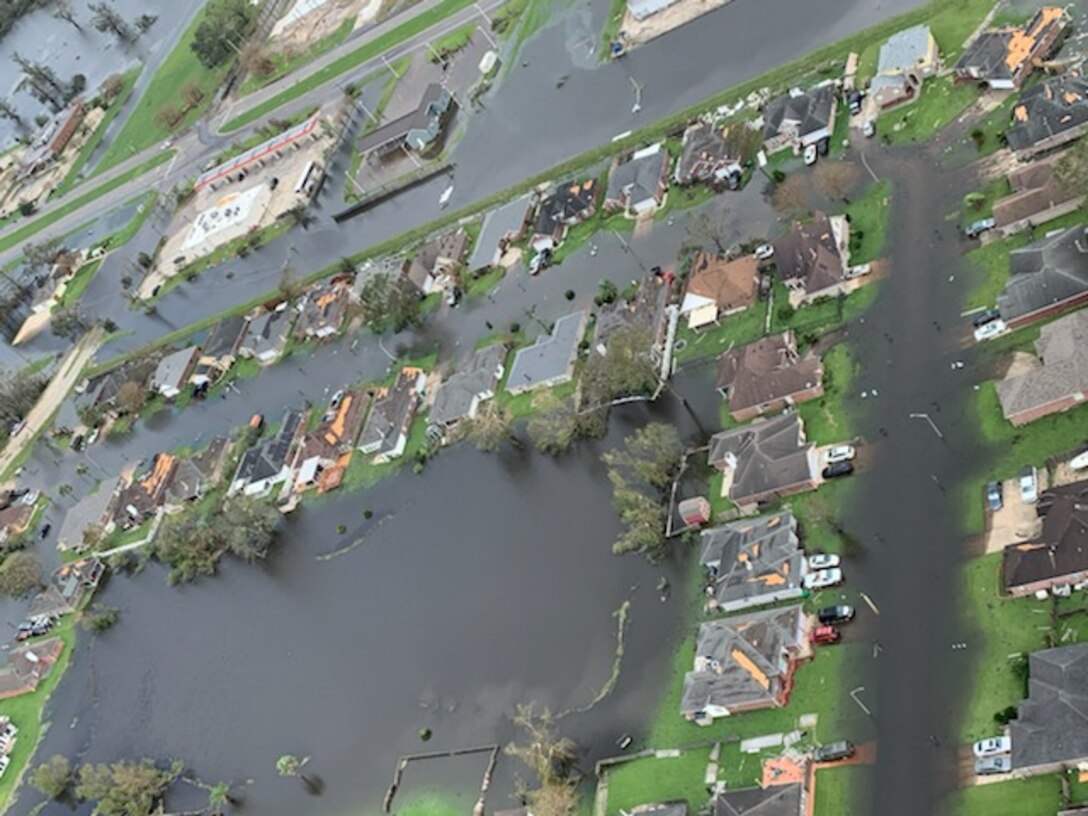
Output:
[[813, 765, 870, 816], [928, 0, 997, 63], [0, 617, 77, 812], [465, 264, 506, 299], [52, 67, 142, 198], [771, 282, 879, 341], [237, 18, 355, 96], [0, 151, 173, 257], [965, 94, 1017, 158], [797, 342, 855, 446], [958, 553, 1052, 742], [844, 179, 891, 265], [938, 775, 1062, 816], [883, 77, 978, 146], [598, 0, 628, 59], [960, 176, 1011, 224], [221, 0, 478, 133], [428, 21, 477, 62], [605, 750, 712, 816], [339, 413, 431, 491], [674, 306, 768, 364], [96, 6, 231, 172], [58, 258, 102, 309]]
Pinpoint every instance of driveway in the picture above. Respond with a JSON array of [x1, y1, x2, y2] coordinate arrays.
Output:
[[982, 474, 1047, 555]]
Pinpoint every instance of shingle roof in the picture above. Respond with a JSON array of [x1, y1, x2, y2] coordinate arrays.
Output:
[[201, 315, 247, 361], [698, 511, 802, 608], [714, 783, 803, 816], [233, 410, 302, 487], [152, 346, 199, 392], [707, 414, 814, 505], [244, 308, 293, 359], [1011, 642, 1088, 771], [430, 344, 506, 426], [166, 437, 229, 504], [1003, 479, 1088, 593], [469, 196, 532, 269], [676, 121, 741, 185], [955, 7, 1067, 83], [507, 311, 587, 392], [1006, 74, 1088, 153], [773, 212, 846, 296], [761, 84, 836, 145], [534, 180, 599, 236], [681, 605, 804, 716], [876, 24, 933, 74], [607, 145, 668, 209], [998, 225, 1088, 323], [594, 275, 670, 354], [58, 475, 121, 549], [684, 252, 759, 314], [716, 331, 823, 415], [359, 370, 421, 454], [996, 310, 1088, 420], [993, 152, 1082, 228]]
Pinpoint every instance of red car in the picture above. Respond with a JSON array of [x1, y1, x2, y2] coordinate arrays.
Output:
[[811, 625, 841, 645]]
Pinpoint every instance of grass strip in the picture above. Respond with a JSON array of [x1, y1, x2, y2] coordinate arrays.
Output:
[[237, 18, 355, 96]]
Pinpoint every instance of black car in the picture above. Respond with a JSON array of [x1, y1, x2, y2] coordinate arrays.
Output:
[[822, 461, 854, 479], [972, 308, 1002, 328], [847, 90, 864, 115], [814, 740, 856, 762], [818, 605, 855, 625], [39, 523, 51, 540]]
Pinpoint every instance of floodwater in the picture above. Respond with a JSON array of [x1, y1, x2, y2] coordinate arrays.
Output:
[[11, 391, 718, 816]]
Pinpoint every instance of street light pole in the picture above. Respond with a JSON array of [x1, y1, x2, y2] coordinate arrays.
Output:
[[908, 412, 945, 441], [629, 77, 643, 114]]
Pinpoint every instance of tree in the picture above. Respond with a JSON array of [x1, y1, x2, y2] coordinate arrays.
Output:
[[88, 2, 134, 41], [66, 73, 86, 103], [80, 603, 119, 632], [0, 100, 24, 129], [208, 781, 238, 813], [1055, 137, 1088, 196], [134, 13, 157, 33], [812, 160, 859, 202], [115, 380, 146, 415], [180, 79, 205, 109], [190, 0, 256, 70], [526, 392, 582, 454], [100, 73, 124, 101], [240, 42, 275, 78], [23, 237, 62, 270], [356, 271, 422, 333], [31, 755, 72, 800], [455, 401, 519, 452], [580, 325, 658, 408], [283, 203, 314, 230], [154, 103, 182, 131], [594, 279, 618, 306], [0, 551, 43, 597], [603, 423, 682, 489], [54, 1, 82, 30], [0, 367, 47, 430], [524, 779, 578, 816], [505, 704, 577, 785], [75, 758, 180, 816], [221, 495, 280, 561], [277, 265, 305, 301], [771, 173, 810, 214], [276, 753, 319, 792], [13, 53, 67, 109], [685, 202, 732, 254]]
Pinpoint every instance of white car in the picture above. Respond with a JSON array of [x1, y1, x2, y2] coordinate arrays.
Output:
[[1019, 466, 1038, 504], [1069, 450, 1088, 471], [861, 119, 876, 138], [803, 144, 818, 166], [974, 319, 1008, 342], [803, 568, 843, 590], [755, 244, 775, 261], [807, 553, 840, 571], [973, 736, 1012, 757], [0, 755, 9, 778], [825, 445, 856, 465]]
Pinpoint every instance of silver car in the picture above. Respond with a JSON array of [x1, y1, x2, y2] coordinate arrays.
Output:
[[975, 755, 1012, 775]]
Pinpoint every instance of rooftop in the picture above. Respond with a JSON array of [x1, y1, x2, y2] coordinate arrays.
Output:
[[761, 83, 836, 145], [876, 24, 934, 74], [1011, 642, 1088, 771], [430, 344, 507, 426], [683, 251, 759, 314], [534, 179, 599, 237], [507, 311, 587, 393], [993, 151, 1082, 228], [707, 413, 815, 505], [359, 369, 423, 454], [699, 511, 803, 609], [714, 783, 803, 816], [607, 144, 668, 209], [773, 212, 847, 296], [996, 310, 1088, 421], [1004, 478, 1088, 593], [1007, 74, 1088, 153], [716, 331, 823, 416], [998, 225, 1088, 323]]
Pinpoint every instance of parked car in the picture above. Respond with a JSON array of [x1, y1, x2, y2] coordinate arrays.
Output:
[[1069, 449, 1088, 471], [818, 605, 855, 625], [847, 90, 864, 115], [973, 736, 1012, 758], [861, 119, 876, 138], [975, 755, 1012, 776], [329, 390, 345, 409], [754, 244, 775, 261], [803, 144, 818, 166], [0, 755, 9, 778], [803, 568, 843, 590], [825, 445, 856, 464], [822, 461, 854, 479], [38, 523, 50, 540], [1019, 466, 1038, 504], [811, 625, 841, 645], [973, 319, 1008, 342], [971, 308, 1002, 328], [965, 217, 996, 238], [817, 137, 830, 156], [807, 553, 841, 571], [985, 482, 1003, 512], [813, 740, 855, 762]]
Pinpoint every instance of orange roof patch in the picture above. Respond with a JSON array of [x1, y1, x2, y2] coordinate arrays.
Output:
[[731, 648, 770, 689]]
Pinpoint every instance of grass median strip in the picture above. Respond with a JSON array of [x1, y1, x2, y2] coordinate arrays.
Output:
[[221, 0, 478, 133], [0, 151, 173, 257]]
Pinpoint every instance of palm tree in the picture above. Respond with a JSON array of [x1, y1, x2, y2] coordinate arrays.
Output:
[[208, 781, 237, 814], [276, 754, 319, 793]]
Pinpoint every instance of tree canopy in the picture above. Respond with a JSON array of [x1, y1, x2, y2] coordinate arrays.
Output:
[[356, 271, 422, 334], [190, 0, 256, 70], [75, 758, 180, 816]]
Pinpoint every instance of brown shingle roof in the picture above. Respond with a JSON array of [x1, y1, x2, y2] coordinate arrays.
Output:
[[715, 331, 823, 414], [686, 252, 759, 312]]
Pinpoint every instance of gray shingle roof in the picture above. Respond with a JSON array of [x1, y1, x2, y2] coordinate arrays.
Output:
[[233, 410, 302, 487], [716, 331, 823, 415], [430, 344, 507, 426], [58, 475, 121, 549], [607, 145, 668, 210], [998, 225, 1088, 323], [1011, 642, 1088, 771], [996, 310, 1088, 420], [243, 308, 293, 359], [876, 24, 933, 74], [698, 511, 803, 609], [152, 346, 199, 393], [761, 84, 836, 145], [359, 370, 421, 454], [955, 30, 1015, 81], [201, 315, 247, 361], [507, 311, 587, 393], [707, 413, 815, 505], [772, 212, 846, 296], [714, 784, 803, 816], [1006, 75, 1088, 153], [469, 197, 531, 269], [1003, 479, 1088, 593]]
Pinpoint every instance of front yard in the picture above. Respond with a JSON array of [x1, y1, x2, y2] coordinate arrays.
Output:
[[843, 180, 891, 265], [938, 774, 1062, 816]]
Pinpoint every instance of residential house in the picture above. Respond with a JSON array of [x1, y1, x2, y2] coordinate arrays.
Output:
[[0, 638, 64, 700], [714, 784, 804, 816], [229, 409, 305, 497], [77, 356, 159, 420], [716, 331, 824, 422], [468, 196, 532, 270], [57, 475, 121, 551], [993, 152, 1084, 236], [293, 390, 371, 490], [240, 306, 294, 365], [698, 511, 806, 612], [1006, 74, 1088, 158], [430, 344, 507, 429], [51, 557, 104, 611], [28, 587, 72, 620], [111, 452, 178, 530], [295, 280, 350, 341], [997, 225, 1088, 329], [506, 311, 588, 395], [675, 120, 746, 190], [404, 229, 470, 294], [605, 144, 670, 217], [953, 6, 1069, 89], [996, 310, 1088, 425], [773, 212, 851, 306], [869, 25, 939, 109], [358, 368, 426, 463], [151, 345, 200, 399], [0, 494, 35, 546], [356, 83, 455, 157], [18, 99, 85, 179], [191, 315, 248, 386], [681, 604, 807, 721], [1003, 479, 1088, 597], [707, 413, 819, 510], [531, 180, 599, 252], [593, 274, 670, 357], [681, 252, 759, 330], [1010, 642, 1088, 775], [165, 437, 230, 507], [761, 83, 838, 154]]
